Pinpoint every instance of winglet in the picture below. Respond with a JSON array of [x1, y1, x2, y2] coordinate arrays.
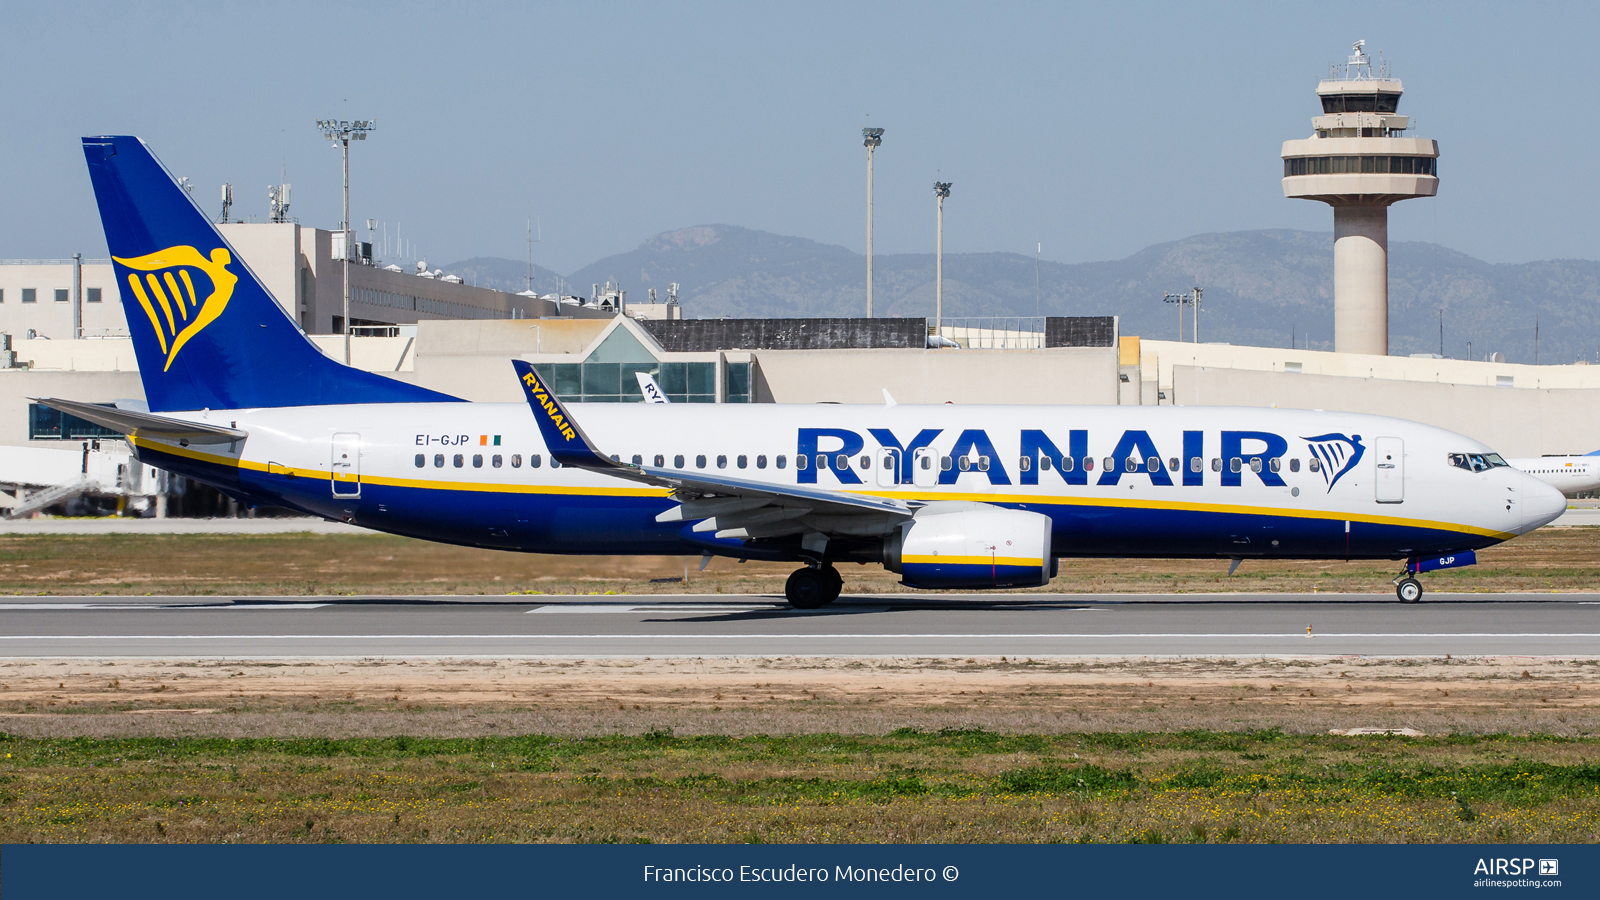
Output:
[[512, 360, 615, 469]]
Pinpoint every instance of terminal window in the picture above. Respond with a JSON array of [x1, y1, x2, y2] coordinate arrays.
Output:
[[21, 289, 35, 303], [27, 402, 122, 440], [55, 289, 68, 302], [87, 288, 102, 303]]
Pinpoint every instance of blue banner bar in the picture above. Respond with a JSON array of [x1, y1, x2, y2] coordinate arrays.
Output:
[[3, 843, 1592, 899]]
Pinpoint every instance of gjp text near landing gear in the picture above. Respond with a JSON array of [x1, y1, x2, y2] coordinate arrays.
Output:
[[1394, 576, 1423, 604], [785, 564, 843, 609]]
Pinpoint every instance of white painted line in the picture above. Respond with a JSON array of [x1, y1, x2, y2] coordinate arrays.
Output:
[[526, 604, 778, 614], [0, 631, 1597, 641]]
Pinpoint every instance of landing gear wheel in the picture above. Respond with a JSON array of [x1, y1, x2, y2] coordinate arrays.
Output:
[[820, 565, 844, 605], [785, 567, 830, 609], [1396, 577, 1423, 604]]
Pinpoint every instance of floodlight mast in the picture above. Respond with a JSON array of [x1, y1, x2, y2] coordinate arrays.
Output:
[[315, 118, 376, 363], [862, 127, 884, 318], [934, 181, 951, 335]]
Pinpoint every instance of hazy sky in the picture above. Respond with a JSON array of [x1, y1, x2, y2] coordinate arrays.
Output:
[[3, 2, 1596, 274]]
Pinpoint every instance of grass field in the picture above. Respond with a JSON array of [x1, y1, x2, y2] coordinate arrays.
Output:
[[0, 731, 1596, 844], [2, 525, 1599, 595]]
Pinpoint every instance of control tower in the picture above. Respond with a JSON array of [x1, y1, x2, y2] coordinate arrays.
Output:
[[1282, 41, 1439, 356]]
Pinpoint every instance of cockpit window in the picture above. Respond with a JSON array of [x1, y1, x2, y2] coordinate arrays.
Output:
[[1449, 452, 1510, 473]]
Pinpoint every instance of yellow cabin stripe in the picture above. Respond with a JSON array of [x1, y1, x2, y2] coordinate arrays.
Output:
[[903, 555, 1042, 567], [128, 436, 1514, 538]]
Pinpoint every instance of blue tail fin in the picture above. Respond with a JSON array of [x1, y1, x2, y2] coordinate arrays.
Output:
[[82, 135, 460, 411]]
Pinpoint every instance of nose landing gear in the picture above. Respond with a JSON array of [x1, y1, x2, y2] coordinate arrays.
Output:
[[1394, 574, 1423, 603], [785, 564, 843, 609]]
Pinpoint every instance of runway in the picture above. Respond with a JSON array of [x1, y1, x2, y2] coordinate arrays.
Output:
[[0, 593, 1596, 658]]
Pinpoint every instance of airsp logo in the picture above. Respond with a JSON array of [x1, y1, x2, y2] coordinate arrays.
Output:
[[113, 245, 238, 371]]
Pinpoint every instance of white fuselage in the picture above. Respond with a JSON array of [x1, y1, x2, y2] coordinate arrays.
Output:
[[1508, 455, 1600, 498], [127, 402, 1567, 563]]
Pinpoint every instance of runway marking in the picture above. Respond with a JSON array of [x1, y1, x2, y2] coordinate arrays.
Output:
[[527, 604, 781, 614], [2, 632, 1598, 640], [0, 603, 329, 611]]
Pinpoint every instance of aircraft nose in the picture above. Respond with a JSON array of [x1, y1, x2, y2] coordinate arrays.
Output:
[[1520, 471, 1567, 532]]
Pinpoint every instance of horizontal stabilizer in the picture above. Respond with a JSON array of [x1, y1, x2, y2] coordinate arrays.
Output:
[[33, 397, 246, 444]]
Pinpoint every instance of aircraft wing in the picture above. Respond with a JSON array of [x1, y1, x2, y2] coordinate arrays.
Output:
[[32, 397, 247, 444], [512, 360, 910, 520]]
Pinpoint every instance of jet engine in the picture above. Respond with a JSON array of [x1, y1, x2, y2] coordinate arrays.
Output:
[[881, 504, 1054, 589]]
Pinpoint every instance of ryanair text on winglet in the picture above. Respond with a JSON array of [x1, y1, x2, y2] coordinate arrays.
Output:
[[523, 371, 577, 442]]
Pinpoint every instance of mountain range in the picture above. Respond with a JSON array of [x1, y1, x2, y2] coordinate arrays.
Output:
[[444, 226, 1600, 364]]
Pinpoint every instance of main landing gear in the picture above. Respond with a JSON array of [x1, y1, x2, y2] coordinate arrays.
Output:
[[785, 564, 843, 610]]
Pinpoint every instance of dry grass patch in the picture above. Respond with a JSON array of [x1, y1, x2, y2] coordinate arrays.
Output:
[[2, 526, 1600, 596]]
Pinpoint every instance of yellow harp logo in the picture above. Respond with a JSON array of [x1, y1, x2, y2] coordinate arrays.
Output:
[[113, 246, 238, 371]]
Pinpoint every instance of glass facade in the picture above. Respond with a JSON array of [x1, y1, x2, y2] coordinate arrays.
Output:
[[28, 402, 123, 440], [1284, 155, 1436, 177], [1319, 93, 1400, 114], [536, 323, 752, 403]]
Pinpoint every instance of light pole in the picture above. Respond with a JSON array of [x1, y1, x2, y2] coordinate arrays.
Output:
[[862, 127, 883, 318], [934, 181, 951, 336], [1163, 291, 1187, 342], [315, 118, 375, 363]]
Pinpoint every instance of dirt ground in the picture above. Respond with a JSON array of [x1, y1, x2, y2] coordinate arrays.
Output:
[[1, 524, 1599, 596], [2, 655, 1596, 739]]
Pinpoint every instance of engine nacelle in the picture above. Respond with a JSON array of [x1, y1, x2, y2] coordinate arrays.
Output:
[[882, 504, 1053, 589]]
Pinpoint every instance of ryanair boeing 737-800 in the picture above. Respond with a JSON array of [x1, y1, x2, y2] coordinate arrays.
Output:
[[45, 135, 1567, 607]]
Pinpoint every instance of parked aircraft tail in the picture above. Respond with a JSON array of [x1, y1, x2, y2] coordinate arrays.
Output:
[[81, 135, 459, 411]]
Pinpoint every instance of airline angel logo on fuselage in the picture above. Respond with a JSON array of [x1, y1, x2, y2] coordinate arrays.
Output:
[[1302, 432, 1364, 492], [113, 246, 237, 371]]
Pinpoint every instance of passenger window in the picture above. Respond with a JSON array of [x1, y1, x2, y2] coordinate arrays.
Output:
[[959, 457, 971, 471], [1019, 456, 1032, 472], [1148, 457, 1160, 473], [1083, 457, 1093, 471], [737, 455, 747, 469], [1211, 458, 1222, 472], [1189, 457, 1202, 473], [1125, 457, 1137, 473], [492, 454, 502, 468], [1103, 457, 1114, 472], [757, 455, 768, 469], [920, 456, 932, 470], [530, 454, 542, 467], [414, 454, 425, 468], [1230, 458, 1242, 473], [610, 454, 620, 462], [1040, 456, 1052, 471], [655, 454, 665, 467], [1061, 456, 1075, 472], [881, 456, 892, 469], [859, 455, 870, 470], [715, 455, 726, 469], [454, 454, 464, 468], [941, 456, 953, 471], [978, 456, 990, 472], [1168, 457, 1179, 471], [511, 454, 522, 468], [1309, 458, 1321, 473], [473, 454, 483, 468], [776, 455, 787, 469], [674, 454, 685, 468], [796, 455, 808, 471], [1268, 458, 1280, 473], [1250, 457, 1262, 473], [434, 454, 444, 468], [834, 454, 847, 471], [551, 458, 560, 468], [1289, 458, 1300, 472], [632, 454, 642, 466]]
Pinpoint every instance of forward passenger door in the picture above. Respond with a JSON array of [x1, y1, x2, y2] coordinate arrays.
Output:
[[1374, 436, 1403, 503]]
